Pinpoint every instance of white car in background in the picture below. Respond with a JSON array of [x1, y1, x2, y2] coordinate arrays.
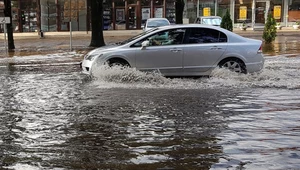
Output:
[[143, 18, 170, 32], [194, 16, 222, 27]]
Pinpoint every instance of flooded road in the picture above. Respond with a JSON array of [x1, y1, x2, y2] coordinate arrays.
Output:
[[0, 52, 300, 170]]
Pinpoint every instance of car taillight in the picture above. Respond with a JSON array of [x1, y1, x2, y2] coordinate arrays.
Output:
[[258, 45, 262, 53]]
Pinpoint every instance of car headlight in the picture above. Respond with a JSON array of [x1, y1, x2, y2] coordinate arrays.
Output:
[[85, 54, 100, 61]]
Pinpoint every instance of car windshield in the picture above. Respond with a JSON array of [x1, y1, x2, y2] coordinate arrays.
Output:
[[119, 28, 159, 45], [202, 18, 221, 25], [147, 20, 170, 28]]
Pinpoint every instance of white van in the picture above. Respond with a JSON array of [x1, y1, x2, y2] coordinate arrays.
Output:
[[194, 16, 222, 26]]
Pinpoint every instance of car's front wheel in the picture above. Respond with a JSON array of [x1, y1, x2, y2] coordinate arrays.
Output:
[[107, 59, 130, 68], [218, 58, 246, 74]]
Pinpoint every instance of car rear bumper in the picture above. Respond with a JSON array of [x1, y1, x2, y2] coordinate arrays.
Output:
[[246, 59, 264, 73]]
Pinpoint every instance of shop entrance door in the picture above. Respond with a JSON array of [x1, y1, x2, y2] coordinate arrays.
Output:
[[255, 2, 266, 24]]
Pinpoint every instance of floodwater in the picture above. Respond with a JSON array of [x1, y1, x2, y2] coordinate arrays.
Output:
[[263, 36, 300, 56], [0, 52, 300, 170]]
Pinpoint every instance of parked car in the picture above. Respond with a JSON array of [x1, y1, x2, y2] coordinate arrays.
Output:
[[114, 20, 135, 30], [194, 16, 222, 26], [143, 18, 170, 32], [81, 24, 264, 77]]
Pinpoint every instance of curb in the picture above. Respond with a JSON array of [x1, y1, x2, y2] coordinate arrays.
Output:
[[0, 28, 299, 40]]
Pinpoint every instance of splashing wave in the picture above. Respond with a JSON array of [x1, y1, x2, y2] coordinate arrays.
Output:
[[90, 55, 300, 90]]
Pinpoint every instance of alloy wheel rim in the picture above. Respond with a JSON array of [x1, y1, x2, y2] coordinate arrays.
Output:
[[222, 61, 242, 73]]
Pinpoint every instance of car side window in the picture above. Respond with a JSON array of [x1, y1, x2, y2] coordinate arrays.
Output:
[[131, 28, 186, 47], [187, 28, 227, 44]]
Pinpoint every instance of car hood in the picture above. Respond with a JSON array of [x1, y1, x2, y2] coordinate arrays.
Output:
[[88, 44, 120, 55]]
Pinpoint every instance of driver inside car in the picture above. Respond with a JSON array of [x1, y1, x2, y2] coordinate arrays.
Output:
[[149, 32, 168, 46]]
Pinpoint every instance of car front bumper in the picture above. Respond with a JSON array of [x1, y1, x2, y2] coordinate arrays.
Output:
[[81, 59, 94, 75]]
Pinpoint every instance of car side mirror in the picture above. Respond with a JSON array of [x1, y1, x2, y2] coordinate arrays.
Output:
[[141, 40, 149, 50]]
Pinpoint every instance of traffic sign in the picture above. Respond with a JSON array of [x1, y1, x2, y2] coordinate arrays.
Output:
[[0, 17, 10, 24]]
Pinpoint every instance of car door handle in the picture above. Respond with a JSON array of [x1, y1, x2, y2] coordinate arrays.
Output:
[[170, 49, 182, 52], [210, 46, 222, 50]]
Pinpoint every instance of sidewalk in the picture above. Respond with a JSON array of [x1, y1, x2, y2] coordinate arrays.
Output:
[[1, 27, 299, 39], [0, 27, 299, 58]]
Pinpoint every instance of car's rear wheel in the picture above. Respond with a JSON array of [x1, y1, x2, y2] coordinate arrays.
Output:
[[219, 58, 246, 74]]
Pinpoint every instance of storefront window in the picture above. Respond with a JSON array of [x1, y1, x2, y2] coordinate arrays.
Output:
[[40, 0, 56, 31], [10, 0, 37, 32], [288, 0, 300, 22], [154, 0, 163, 6], [166, 0, 175, 23], [40, 0, 87, 32], [270, 0, 283, 22], [141, 0, 151, 6], [234, 0, 252, 24], [217, 0, 230, 18], [289, 0, 300, 10], [127, 0, 136, 5], [115, 0, 125, 6], [199, 0, 216, 17]]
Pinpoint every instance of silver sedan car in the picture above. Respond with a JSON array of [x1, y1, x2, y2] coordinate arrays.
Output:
[[81, 24, 264, 76]]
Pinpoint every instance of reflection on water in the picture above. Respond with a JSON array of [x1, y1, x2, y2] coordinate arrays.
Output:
[[213, 89, 300, 169], [263, 36, 300, 56], [0, 55, 300, 169]]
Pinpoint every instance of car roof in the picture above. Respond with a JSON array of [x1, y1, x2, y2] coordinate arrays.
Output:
[[146, 18, 169, 21], [198, 16, 222, 19], [156, 24, 223, 30]]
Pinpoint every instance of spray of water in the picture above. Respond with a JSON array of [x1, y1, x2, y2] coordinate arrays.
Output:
[[90, 55, 300, 90]]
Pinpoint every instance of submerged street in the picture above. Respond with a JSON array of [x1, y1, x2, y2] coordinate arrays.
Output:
[[0, 52, 300, 169], [0, 32, 300, 169]]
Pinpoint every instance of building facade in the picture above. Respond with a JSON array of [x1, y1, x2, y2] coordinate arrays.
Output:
[[0, 0, 300, 32]]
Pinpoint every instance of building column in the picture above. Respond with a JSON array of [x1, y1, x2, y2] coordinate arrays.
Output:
[[55, 0, 60, 31], [86, 0, 91, 31], [125, 0, 128, 29], [18, 0, 22, 32], [252, 0, 255, 28], [283, 0, 288, 27], [265, 0, 270, 23], [112, 0, 115, 30], [183, 0, 187, 18], [136, 0, 141, 29], [150, 0, 154, 18], [230, 0, 234, 25], [197, 0, 199, 18], [214, 0, 217, 16], [163, 0, 166, 17], [37, 0, 41, 32]]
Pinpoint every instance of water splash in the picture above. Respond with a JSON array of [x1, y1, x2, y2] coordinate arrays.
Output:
[[90, 55, 300, 90], [92, 65, 170, 84]]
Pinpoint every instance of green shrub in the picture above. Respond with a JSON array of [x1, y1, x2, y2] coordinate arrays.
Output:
[[262, 14, 277, 44], [220, 9, 233, 31]]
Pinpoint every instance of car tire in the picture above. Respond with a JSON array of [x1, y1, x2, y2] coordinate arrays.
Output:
[[108, 59, 130, 68], [219, 58, 247, 74]]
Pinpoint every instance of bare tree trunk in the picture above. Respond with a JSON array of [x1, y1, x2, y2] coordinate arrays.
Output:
[[89, 0, 105, 47], [175, 0, 184, 24], [4, 0, 15, 50]]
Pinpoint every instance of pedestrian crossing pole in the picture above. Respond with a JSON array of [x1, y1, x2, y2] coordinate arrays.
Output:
[[69, 0, 72, 52], [1, 17, 10, 55], [70, 21, 72, 51], [4, 22, 7, 55]]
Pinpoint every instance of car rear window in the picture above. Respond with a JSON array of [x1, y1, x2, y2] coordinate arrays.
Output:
[[202, 18, 221, 25], [147, 20, 170, 28]]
